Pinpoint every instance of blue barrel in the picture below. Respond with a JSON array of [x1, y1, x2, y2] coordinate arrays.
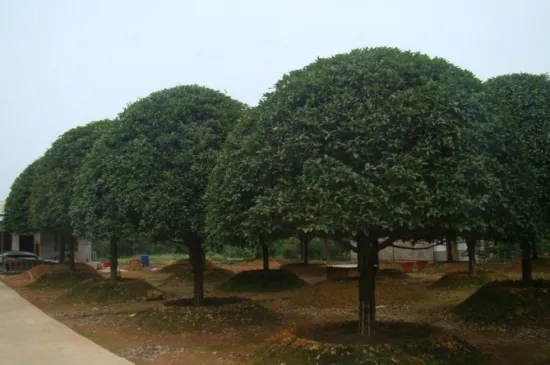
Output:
[[140, 255, 150, 267]]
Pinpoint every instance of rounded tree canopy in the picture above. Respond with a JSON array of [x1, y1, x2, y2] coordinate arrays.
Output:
[[30, 120, 112, 233], [70, 85, 247, 243], [4, 157, 43, 234], [207, 47, 505, 243], [485, 73, 550, 233]]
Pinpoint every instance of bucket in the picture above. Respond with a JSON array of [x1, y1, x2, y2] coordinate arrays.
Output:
[[140, 255, 150, 267]]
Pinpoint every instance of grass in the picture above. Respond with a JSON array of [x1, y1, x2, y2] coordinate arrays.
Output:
[[218, 269, 308, 292]]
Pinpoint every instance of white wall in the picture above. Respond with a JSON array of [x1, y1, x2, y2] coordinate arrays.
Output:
[[11, 234, 19, 250]]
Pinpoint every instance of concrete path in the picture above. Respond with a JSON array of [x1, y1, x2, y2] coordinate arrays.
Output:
[[0, 281, 133, 365]]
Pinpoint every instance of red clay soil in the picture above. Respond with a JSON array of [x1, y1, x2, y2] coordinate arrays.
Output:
[[291, 279, 427, 308]]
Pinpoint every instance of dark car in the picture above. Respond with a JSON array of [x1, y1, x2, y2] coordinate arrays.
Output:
[[0, 251, 58, 273]]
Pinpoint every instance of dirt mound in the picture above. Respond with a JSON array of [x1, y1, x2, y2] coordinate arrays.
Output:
[[430, 271, 509, 289], [218, 269, 308, 292], [58, 278, 158, 303], [453, 280, 550, 326], [279, 262, 326, 277], [28, 264, 103, 288], [421, 262, 471, 274], [506, 259, 550, 273], [162, 267, 234, 287], [377, 269, 410, 280], [255, 322, 487, 365], [159, 260, 215, 274], [291, 279, 427, 308], [135, 297, 277, 333]]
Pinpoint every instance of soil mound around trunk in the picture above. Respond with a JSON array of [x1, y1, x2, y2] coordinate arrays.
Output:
[[159, 260, 215, 274], [58, 278, 158, 303], [291, 279, 426, 308], [421, 262, 471, 274], [453, 280, 550, 326], [218, 269, 308, 292], [279, 262, 327, 277], [27, 264, 103, 288], [161, 266, 234, 287], [254, 322, 488, 365], [135, 297, 277, 333], [430, 271, 508, 289]]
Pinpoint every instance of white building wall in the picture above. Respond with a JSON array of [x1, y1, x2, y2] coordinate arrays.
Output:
[[75, 240, 92, 263], [11, 234, 19, 250]]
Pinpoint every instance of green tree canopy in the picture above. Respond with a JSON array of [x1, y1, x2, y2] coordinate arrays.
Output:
[[206, 47, 506, 336], [4, 157, 43, 234], [70, 85, 247, 295], [485, 73, 550, 279], [30, 120, 112, 233]]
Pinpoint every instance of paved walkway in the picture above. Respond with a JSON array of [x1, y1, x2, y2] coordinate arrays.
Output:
[[0, 281, 133, 365]]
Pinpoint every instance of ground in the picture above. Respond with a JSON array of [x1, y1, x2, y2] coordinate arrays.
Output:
[[1, 259, 549, 365]]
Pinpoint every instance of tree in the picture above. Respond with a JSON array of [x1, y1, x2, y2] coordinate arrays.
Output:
[[4, 158, 43, 235], [70, 85, 247, 295], [30, 120, 111, 269], [485, 73, 550, 282], [207, 47, 504, 337]]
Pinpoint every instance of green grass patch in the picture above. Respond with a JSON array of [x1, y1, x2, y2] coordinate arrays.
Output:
[[218, 269, 308, 293], [135, 297, 277, 333], [453, 280, 550, 327]]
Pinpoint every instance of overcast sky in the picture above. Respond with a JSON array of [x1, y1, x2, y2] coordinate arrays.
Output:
[[1, 0, 549, 198]]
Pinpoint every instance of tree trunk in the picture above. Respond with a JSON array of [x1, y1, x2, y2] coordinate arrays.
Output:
[[189, 242, 205, 306], [57, 233, 66, 264], [262, 241, 269, 271], [446, 236, 454, 263], [521, 242, 533, 284], [301, 237, 309, 265], [68, 236, 76, 271], [356, 234, 378, 337], [109, 238, 119, 283], [466, 238, 476, 276]]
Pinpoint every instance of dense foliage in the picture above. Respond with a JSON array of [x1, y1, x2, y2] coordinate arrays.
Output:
[[70, 85, 247, 295], [206, 47, 507, 336], [30, 120, 111, 233], [4, 158, 43, 234]]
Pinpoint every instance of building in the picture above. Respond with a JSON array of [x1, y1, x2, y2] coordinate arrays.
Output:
[[350, 239, 486, 263], [0, 199, 93, 262]]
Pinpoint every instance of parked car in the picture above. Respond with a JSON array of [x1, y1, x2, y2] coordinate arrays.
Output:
[[0, 251, 58, 273]]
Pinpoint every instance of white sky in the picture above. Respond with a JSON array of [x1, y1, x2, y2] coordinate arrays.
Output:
[[1, 0, 549, 197]]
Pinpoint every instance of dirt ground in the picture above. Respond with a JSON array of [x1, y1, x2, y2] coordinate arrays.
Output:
[[2, 260, 549, 365]]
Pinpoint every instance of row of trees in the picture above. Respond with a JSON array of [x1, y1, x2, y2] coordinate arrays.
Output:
[[4, 47, 550, 338]]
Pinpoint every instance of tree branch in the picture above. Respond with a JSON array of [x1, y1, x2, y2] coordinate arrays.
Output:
[[390, 242, 444, 250]]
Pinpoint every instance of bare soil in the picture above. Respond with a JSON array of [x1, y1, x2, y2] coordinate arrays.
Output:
[[2, 259, 549, 365]]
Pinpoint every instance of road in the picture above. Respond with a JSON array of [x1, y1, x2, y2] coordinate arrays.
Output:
[[0, 281, 133, 365]]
